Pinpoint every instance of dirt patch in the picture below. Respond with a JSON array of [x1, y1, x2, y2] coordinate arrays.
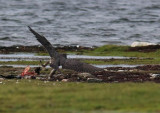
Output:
[[128, 45, 160, 52], [105, 65, 160, 71], [135, 65, 160, 71], [94, 71, 151, 83]]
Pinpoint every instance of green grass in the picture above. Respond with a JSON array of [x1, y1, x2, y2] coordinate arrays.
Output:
[[84, 59, 160, 65], [0, 61, 40, 65], [37, 45, 160, 58], [83, 45, 129, 56], [83, 45, 160, 58], [1, 58, 160, 65], [0, 80, 160, 113]]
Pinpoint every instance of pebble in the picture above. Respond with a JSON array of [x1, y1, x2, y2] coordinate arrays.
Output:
[[87, 78, 102, 83], [44, 81, 49, 84], [129, 70, 134, 72], [150, 74, 160, 79], [78, 73, 93, 78], [53, 83, 56, 86], [24, 76, 31, 79], [97, 75, 103, 77], [62, 79, 68, 82], [0, 78, 4, 81], [16, 80, 19, 84], [118, 70, 124, 72]]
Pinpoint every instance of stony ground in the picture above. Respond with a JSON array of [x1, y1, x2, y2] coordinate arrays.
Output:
[[1, 45, 160, 83], [1, 65, 160, 83]]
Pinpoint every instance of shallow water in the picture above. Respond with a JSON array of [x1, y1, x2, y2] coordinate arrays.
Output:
[[93, 64, 142, 68], [0, 53, 136, 61], [67, 55, 135, 59], [0, 64, 141, 68], [0, 53, 141, 68], [0, 0, 160, 47], [0, 53, 49, 61]]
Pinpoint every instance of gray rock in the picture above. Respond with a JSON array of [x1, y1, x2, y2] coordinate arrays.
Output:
[[150, 74, 160, 79], [87, 78, 103, 83], [0, 78, 4, 81], [61, 79, 69, 82], [78, 73, 94, 78]]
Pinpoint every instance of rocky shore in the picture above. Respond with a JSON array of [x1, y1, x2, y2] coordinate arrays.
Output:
[[0, 45, 93, 54], [1, 45, 160, 83], [1, 65, 160, 83], [1, 44, 160, 53]]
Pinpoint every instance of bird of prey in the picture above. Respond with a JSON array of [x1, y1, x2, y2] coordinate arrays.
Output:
[[28, 26, 103, 78]]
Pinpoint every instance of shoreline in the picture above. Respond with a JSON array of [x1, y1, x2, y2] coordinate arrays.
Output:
[[1, 44, 160, 83], [1, 44, 160, 53]]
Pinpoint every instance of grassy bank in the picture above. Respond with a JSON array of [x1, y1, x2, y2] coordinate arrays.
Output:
[[0, 58, 160, 65], [0, 80, 160, 113], [37, 45, 160, 65], [35, 45, 160, 58], [83, 45, 160, 57], [0, 58, 159, 65], [1, 45, 160, 65]]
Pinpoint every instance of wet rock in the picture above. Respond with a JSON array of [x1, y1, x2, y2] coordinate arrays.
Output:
[[94, 70, 151, 82], [131, 42, 156, 47], [3, 75, 16, 79], [150, 74, 160, 79], [97, 75, 103, 77], [68, 76, 81, 82], [31, 76, 36, 79], [78, 73, 94, 79], [0, 75, 3, 78], [117, 70, 124, 72], [62, 79, 68, 82], [0, 45, 93, 54], [0, 78, 4, 81], [34, 67, 41, 75], [54, 74, 67, 81], [87, 78, 103, 83], [136, 65, 160, 71], [16, 80, 19, 84], [24, 76, 31, 79], [39, 77, 48, 81], [36, 77, 42, 80], [128, 45, 160, 52], [15, 75, 22, 79], [23, 75, 35, 79]]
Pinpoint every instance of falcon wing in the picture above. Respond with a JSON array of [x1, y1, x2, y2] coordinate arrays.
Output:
[[28, 26, 58, 58]]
